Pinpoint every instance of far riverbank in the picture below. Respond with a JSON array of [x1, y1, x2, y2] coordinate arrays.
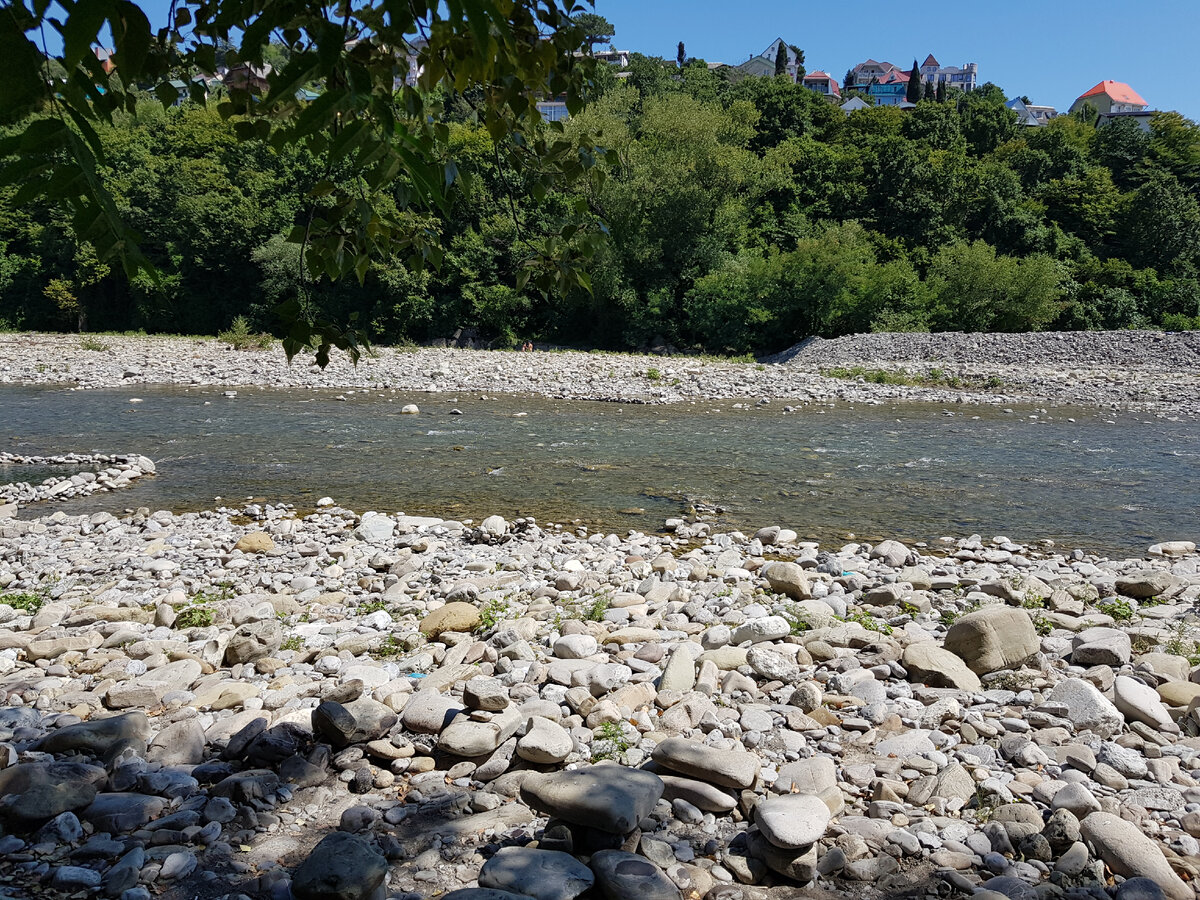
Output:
[[0, 331, 1197, 414]]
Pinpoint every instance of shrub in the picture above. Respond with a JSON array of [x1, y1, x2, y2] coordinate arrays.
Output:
[[0, 591, 45, 614], [218, 315, 273, 350]]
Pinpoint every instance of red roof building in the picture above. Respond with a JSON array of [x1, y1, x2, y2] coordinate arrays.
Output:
[[803, 70, 841, 99], [1070, 80, 1148, 115]]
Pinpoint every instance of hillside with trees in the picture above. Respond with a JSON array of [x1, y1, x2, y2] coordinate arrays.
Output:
[[3, 50, 1200, 355]]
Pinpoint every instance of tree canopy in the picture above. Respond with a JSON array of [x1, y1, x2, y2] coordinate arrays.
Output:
[[0, 0, 611, 363], [2, 25, 1200, 357]]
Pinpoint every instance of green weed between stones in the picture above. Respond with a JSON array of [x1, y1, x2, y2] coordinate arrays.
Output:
[[1098, 599, 1134, 622], [0, 591, 46, 614]]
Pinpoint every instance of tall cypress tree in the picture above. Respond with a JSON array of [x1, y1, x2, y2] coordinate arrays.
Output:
[[774, 42, 789, 78], [905, 59, 921, 103], [936, 81, 946, 102], [677, 41, 686, 68], [924, 81, 935, 101]]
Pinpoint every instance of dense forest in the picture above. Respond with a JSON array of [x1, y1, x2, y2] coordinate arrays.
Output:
[[3, 53, 1200, 355]]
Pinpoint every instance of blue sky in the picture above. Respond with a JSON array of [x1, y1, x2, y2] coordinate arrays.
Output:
[[593, 0, 1200, 119]]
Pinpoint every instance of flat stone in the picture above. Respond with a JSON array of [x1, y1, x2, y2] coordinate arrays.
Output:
[[291, 832, 388, 900], [753, 793, 830, 849], [521, 765, 664, 835], [651, 737, 760, 789], [35, 711, 150, 756], [81, 793, 166, 833], [401, 691, 465, 733], [658, 775, 737, 813], [478, 848, 594, 900], [589, 850, 682, 900], [441, 709, 521, 757], [1115, 571, 1183, 599]]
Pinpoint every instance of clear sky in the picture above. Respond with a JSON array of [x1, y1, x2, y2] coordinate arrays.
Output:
[[593, 0, 1200, 119]]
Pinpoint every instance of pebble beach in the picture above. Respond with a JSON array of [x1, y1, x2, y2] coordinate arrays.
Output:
[[1, 331, 1199, 900]]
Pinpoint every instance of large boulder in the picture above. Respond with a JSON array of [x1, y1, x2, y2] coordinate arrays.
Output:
[[291, 832, 388, 900], [1080, 812, 1191, 900], [420, 602, 481, 639], [234, 532, 275, 553], [763, 562, 811, 600], [312, 697, 397, 748], [521, 766, 664, 835], [753, 793, 830, 850], [902, 643, 982, 692], [1049, 678, 1124, 739], [944, 606, 1039, 674]]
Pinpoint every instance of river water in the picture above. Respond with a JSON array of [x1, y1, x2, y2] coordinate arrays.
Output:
[[2, 384, 1196, 554]]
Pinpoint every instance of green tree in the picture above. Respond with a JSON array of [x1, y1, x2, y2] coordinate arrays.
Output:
[[775, 43, 789, 78], [1093, 117, 1150, 189], [1, 0, 611, 364], [936, 82, 946, 103], [677, 42, 686, 68], [906, 61, 922, 104], [928, 241, 1062, 331], [1120, 172, 1200, 275], [573, 12, 616, 49]]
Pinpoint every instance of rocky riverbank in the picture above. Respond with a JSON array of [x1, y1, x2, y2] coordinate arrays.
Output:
[[1, 331, 1198, 413], [0, 454, 156, 512], [1, 500, 1200, 900]]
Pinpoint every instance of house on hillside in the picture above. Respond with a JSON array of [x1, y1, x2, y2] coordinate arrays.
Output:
[[867, 68, 911, 106], [735, 38, 803, 81], [840, 96, 871, 114], [845, 59, 900, 91], [222, 62, 272, 93], [1006, 97, 1046, 126], [918, 54, 978, 92], [1069, 80, 1148, 115], [803, 71, 840, 99]]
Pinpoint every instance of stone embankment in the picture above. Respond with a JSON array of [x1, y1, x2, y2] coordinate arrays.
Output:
[[1, 331, 1198, 412], [0, 454, 156, 512], [0, 502, 1199, 900]]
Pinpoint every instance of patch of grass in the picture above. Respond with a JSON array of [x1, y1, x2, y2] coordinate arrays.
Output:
[[477, 598, 512, 631], [218, 315, 274, 351], [175, 605, 215, 629], [79, 336, 110, 351], [281, 635, 303, 652], [645, 367, 662, 381], [1021, 595, 1046, 609], [1098, 599, 1134, 622], [359, 599, 390, 616], [842, 610, 893, 635], [782, 603, 813, 635], [376, 634, 404, 659], [591, 721, 633, 762], [192, 581, 236, 605], [820, 366, 1004, 391], [0, 591, 46, 614], [1031, 612, 1053, 636], [900, 601, 921, 616], [582, 592, 611, 622], [1165, 624, 1200, 666]]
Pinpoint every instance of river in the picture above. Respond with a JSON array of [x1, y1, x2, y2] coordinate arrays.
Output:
[[2, 384, 1196, 554]]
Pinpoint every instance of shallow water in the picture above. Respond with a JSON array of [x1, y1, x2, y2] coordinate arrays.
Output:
[[1, 384, 1197, 554]]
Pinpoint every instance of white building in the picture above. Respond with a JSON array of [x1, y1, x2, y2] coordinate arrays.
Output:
[[919, 54, 978, 92]]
